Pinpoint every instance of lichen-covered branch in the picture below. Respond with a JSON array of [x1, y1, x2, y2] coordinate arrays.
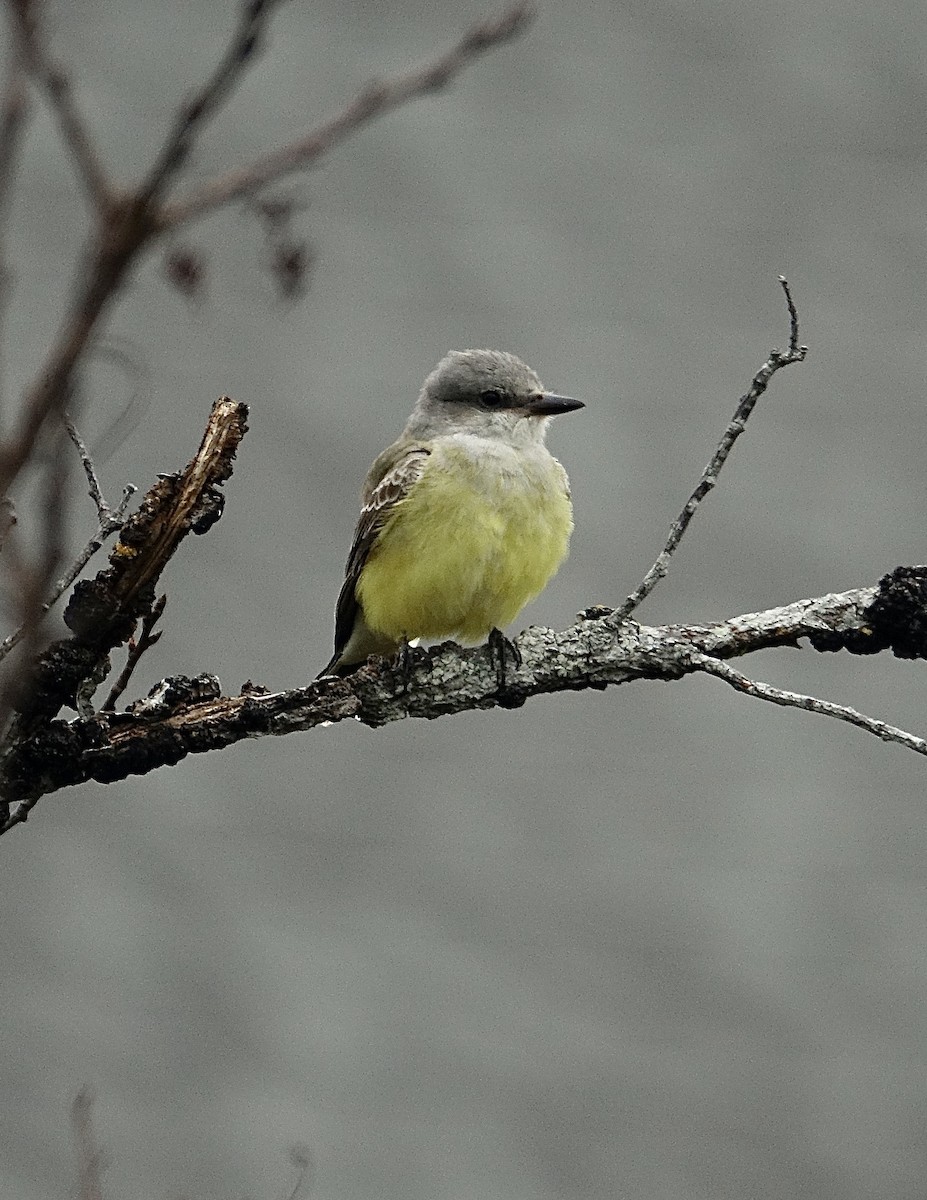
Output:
[[1, 567, 924, 830]]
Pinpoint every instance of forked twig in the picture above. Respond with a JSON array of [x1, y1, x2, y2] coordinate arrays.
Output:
[[162, 2, 536, 228], [0, 489, 134, 661], [0, 419, 136, 664], [137, 0, 287, 210], [0, 0, 535, 508], [612, 276, 808, 623]]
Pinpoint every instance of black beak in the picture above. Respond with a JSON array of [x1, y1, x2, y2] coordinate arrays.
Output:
[[523, 392, 585, 417]]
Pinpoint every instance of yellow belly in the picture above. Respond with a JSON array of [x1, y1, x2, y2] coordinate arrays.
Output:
[[356, 443, 573, 642]]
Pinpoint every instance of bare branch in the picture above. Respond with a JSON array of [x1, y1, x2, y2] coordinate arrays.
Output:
[[137, 0, 288, 211], [0, 414, 71, 734], [691, 652, 927, 757], [0, 226, 136, 500], [162, 2, 536, 229], [0, 398, 247, 835], [0, 495, 14, 548], [71, 1087, 105, 1200], [0, 26, 30, 405], [10, 0, 112, 210], [0, 1, 534, 504], [3, 397, 246, 721], [285, 1145, 315, 1200], [1, 418, 68, 660], [39, 415, 68, 605], [3, 566, 926, 828], [74, 396, 247, 617], [0, 45, 29, 223], [611, 276, 808, 623]]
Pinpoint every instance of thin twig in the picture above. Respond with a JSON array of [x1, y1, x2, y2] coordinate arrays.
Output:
[[101, 593, 165, 711], [0, 29, 30, 410], [611, 276, 808, 623], [0, 0, 280, 502], [0, 1, 532, 506], [137, 0, 288, 211], [285, 1145, 315, 1200], [39, 415, 68, 609], [0, 46, 29, 223], [11, 0, 112, 210], [0, 414, 133, 668], [0, 417, 68, 730], [65, 415, 108, 521], [0, 480, 135, 663], [0, 496, 15, 549], [72, 1087, 105, 1200], [692, 651, 927, 758], [0, 418, 71, 695], [162, 2, 536, 229]]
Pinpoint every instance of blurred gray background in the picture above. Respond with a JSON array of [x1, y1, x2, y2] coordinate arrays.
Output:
[[4, 1, 927, 1197]]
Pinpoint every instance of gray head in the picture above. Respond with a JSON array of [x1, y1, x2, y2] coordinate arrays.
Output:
[[403, 349, 584, 443]]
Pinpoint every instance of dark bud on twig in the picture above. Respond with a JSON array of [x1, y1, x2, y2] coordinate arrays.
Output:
[[164, 245, 206, 299], [253, 192, 309, 231], [63, 577, 149, 644], [248, 189, 313, 297], [271, 239, 312, 300]]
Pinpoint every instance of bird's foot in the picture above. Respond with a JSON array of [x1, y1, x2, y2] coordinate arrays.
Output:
[[393, 638, 422, 692], [487, 628, 523, 706]]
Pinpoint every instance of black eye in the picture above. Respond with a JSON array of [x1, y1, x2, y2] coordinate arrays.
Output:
[[479, 389, 506, 408]]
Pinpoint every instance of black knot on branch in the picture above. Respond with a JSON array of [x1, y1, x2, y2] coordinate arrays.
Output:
[[189, 484, 225, 534], [867, 566, 927, 660], [812, 566, 927, 658], [64, 578, 150, 644]]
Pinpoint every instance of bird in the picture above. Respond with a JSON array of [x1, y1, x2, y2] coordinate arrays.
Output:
[[319, 348, 584, 678]]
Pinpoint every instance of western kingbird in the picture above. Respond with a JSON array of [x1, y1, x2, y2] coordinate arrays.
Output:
[[319, 348, 584, 677]]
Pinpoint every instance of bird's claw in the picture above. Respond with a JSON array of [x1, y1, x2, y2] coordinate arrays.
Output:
[[487, 628, 523, 704]]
